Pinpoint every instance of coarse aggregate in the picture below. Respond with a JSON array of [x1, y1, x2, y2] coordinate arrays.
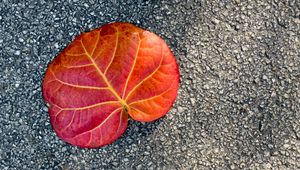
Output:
[[0, 0, 299, 169]]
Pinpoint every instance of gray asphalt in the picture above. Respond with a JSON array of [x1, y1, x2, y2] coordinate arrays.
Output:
[[0, 0, 300, 169]]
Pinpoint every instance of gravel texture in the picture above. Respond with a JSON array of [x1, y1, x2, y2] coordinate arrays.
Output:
[[1, 0, 300, 169]]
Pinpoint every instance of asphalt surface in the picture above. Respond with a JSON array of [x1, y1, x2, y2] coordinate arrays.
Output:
[[0, 0, 299, 169]]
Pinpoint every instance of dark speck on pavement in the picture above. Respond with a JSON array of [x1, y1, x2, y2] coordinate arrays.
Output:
[[0, 0, 299, 169]]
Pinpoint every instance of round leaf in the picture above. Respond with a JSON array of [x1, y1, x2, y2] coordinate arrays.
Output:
[[42, 22, 180, 148]]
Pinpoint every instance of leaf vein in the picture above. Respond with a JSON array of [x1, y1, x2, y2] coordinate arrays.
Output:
[[50, 69, 109, 90], [54, 100, 119, 111], [125, 45, 164, 101], [104, 27, 120, 75], [69, 107, 122, 140], [65, 53, 86, 57], [128, 80, 175, 105], [61, 64, 93, 69], [59, 110, 76, 134], [131, 107, 151, 115], [122, 34, 141, 99], [80, 36, 126, 106]]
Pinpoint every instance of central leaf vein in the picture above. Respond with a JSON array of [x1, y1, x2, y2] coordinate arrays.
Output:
[[80, 34, 127, 109]]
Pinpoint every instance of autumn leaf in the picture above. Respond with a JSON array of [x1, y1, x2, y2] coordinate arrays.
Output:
[[42, 22, 180, 148]]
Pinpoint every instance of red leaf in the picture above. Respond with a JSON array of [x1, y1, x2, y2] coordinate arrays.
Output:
[[42, 22, 180, 148]]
